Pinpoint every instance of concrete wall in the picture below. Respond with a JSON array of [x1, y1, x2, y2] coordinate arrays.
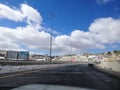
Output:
[[100, 61, 120, 73], [59, 55, 88, 62]]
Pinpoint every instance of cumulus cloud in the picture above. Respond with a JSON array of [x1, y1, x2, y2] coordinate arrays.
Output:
[[89, 17, 120, 44], [0, 3, 48, 51], [54, 17, 120, 54], [0, 3, 120, 55], [0, 3, 42, 26], [21, 4, 42, 25], [0, 3, 24, 22], [0, 41, 20, 50]]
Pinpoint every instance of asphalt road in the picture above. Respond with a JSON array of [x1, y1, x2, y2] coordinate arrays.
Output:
[[0, 64, 120, 90]]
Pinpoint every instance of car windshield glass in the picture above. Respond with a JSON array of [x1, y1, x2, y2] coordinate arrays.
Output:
[[0, 0, 120, 90]]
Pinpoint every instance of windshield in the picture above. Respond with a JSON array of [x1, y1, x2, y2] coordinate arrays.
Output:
[[0, 0, 120, 90]]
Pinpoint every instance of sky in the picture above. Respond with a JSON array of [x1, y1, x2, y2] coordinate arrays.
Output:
[[0, 0, 120, 55]]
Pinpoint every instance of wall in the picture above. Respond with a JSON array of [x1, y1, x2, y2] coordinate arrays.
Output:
[[100, 61, 120, 73]]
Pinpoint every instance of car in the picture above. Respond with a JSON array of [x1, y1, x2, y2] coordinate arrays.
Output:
[[88, 63, 93, 67], [88, 59, 94, 67], [0, 56, 4, 60], [11, 84, 92, 90]]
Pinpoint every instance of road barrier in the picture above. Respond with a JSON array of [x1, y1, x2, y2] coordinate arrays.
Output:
[[100, 61, 120, 73]]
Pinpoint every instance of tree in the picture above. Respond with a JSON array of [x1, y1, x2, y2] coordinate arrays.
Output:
[[113, 50, 120, 55], [107, 51, 112, 55]]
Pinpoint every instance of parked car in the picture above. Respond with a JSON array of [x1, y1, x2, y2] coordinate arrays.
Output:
[[0, 56, 4, 60]]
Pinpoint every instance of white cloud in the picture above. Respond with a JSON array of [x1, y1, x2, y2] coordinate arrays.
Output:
[[0, 41, 20, 50], [0, 3, 47, 51], [96, 0, 113, 4], [89, 17, 120, 44], [0, 3, 42, 27], [0, 3, 120, 55], [53, 17, 120, 54], [0, 3, 24, 22], [21, 4, 42, 25]]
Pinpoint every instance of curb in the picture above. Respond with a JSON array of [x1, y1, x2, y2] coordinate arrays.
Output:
[[93, 65, 120, 79]]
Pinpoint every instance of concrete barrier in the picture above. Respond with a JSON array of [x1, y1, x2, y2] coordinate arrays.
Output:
[[100, 61, 120, 73]]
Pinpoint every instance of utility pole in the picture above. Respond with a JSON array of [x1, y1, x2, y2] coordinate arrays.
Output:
[[71, 45, 72, 61], [70, 42, 73, 61], [49, 13, 55, 64]]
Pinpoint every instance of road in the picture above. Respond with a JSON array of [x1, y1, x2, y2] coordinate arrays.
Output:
[[0, 63, 120, 90]]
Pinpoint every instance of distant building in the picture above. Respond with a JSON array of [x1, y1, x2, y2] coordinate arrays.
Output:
[[6, 51, 29, 60], [59, 54, 88, 62], [116, 54, 120, 60], [102, 50, 120, 61], [29, 54, 46, 61]]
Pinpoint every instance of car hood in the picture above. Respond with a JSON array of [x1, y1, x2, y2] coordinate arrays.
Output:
[[11, 84, 96, 90]]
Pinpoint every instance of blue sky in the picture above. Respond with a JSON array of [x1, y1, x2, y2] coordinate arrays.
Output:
[[0, 0, 119, 32], [0, 0, 120, 55]]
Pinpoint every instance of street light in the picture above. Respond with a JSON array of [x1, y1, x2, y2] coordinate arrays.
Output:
[[71, 44, 72, 61], [49, 14, 55, 64]]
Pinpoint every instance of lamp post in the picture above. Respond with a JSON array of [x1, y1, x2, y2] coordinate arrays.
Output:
[[71, 45, 72, 61], [49, 14, 55, 64]]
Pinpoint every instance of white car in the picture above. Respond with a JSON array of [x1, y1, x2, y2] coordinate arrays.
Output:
[[88, 59, 94, 67], [11, 84, 92, 90], [0, 56, 4, 60]]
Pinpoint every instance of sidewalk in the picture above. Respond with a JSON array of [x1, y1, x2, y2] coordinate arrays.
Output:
[[93, 65, 120, 79]]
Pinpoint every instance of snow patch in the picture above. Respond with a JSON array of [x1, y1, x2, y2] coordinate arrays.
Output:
[[0, 64, 66, 74]]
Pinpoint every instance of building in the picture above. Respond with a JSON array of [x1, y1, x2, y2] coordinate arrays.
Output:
[[6, 51, 29, 60], [29, 54, 47, 61]]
